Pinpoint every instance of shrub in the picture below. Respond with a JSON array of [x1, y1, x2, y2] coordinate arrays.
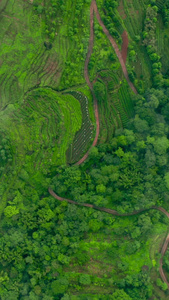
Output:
[[79, 274, 91, 286]]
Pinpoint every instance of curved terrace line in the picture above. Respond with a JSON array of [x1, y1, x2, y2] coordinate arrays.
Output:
[[49, 187, 169, 289], [49, 0, 169, 289]]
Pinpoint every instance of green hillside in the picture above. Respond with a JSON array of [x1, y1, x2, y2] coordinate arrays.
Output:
[[1, 0, 169, 299]]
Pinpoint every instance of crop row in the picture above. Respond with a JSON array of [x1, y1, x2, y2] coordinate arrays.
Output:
[[118, 82, 134, 117], [66, 91, 94, 164], [112, 97, 129, 127], [156, 0, 165, 10], [12, 88, 82, 170]]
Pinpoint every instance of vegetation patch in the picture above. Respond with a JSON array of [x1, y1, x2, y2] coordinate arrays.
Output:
[[66, 91, 94, 164]]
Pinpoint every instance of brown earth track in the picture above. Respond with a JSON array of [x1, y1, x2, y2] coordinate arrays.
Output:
[[49, 187, 169, 288], [121, 30, 129, 64], [49, 0, 169, 289], [76, 0, 136, 165], [92, 0, 137, 94]]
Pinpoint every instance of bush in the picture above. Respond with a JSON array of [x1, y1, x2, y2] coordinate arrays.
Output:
[[79, 274, 91, 285]]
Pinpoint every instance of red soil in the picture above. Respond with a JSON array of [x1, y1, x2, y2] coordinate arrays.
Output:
[[49, 0, 169, 289], [49, 187, 169, 289], [75, 0, 136, 165], [121, 30, 128, 64], [118, 0, 127, 20]]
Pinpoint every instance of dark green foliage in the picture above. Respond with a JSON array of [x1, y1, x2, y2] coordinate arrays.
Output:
[[1, 0, 169, 299]]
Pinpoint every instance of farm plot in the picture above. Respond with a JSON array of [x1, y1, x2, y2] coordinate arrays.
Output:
[[0, 0, 62, 112], [66, 91, 94, 164], [108, 78, 134, 128], [122, 0, 147, 39], [6, 88, 82, 174], [93, 70, 134, 143], [118, 80, 134, 117]]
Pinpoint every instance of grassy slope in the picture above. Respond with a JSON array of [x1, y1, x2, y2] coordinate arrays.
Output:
[[0, 88, 82, 215], [89, 15, 134, 144], [1, 0, 169, 298], [63, 213, 168, 296], [0, 0, 92, 213]]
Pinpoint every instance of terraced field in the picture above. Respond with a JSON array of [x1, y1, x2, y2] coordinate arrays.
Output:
[[66, 91, 94, 164], [93, 70, 134, 143], [0, 88, 82, 214], [0, 1, 62, 111], [8, 88, 81, 165]]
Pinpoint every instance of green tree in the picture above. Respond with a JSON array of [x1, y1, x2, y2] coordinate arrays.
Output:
[[89, 219, 103, 232], [112, 289, 132, 300], [164, 172, 169, 189], [96, 184, 106, 194], [153, 136, 169, 155], [79, 274, 91, 285], [4, 205, 19, 218], [51, 278, 69, 295]]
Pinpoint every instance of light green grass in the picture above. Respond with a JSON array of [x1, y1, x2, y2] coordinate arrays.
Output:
[[0, 88, 82, 216]]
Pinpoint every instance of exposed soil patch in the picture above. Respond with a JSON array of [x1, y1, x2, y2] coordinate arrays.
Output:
[[118, 0, 126, 20], [3, 14, 20, 21], [121, 30, 128, 64], [49, 0, 169, 290]]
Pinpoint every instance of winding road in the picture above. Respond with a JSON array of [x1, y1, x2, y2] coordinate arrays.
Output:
[[49, 0, 169, 289]]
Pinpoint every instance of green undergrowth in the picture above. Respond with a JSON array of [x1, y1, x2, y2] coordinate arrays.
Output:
[[0, 88, 82, 216], [76, 85, 95, 125], [89, 14, 134, 144], [66, 91, 94, 164], [156, 14, 169, 75], [93, 73, 134, 144], [63, 213, 168, 297]]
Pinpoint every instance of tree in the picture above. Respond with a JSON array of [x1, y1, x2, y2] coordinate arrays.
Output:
[[145, 149, 156, 167], [112, 289, 132, 300], [153, 136, 169, 155], [138, 215, 152, 233], [89, 146, 99, 159], [51, 278, 69, 295], [79, 274, 91, 285], [89, 219, 103, 232], [96, 184, 106, 194], [134, 115, 149, 133], [164, 172, 169, 189], [61, 167, 81, 188], [4, 205, 19, 218], [156, 278, 168, 290]]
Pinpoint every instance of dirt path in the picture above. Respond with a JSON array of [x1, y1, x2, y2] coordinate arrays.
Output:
[[75, 0, 136, 165], [121, 30, 129, 64], [49, 0, 169, 289], [92, 0, 137, 94], [49, 187, 169, 288]]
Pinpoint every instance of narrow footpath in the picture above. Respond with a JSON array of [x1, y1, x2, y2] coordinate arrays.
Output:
[[49, 0, 169, 289]]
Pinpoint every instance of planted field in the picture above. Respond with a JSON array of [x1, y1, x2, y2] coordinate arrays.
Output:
[[12, 88, 82, 167], [155, 15, 169, 74], [93, 68, 134, 143], [118, 80, 134, 117], [0, 0, 62, 112], [62, 215, 160, 296], [66, 91, 94, 164], [0, 88, 82, 214]]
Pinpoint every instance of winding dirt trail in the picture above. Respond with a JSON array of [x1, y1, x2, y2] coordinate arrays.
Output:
[[49, 0, 169, 289], [76, 0, 137, 165], [92, 0, 137, 94], [49, 187, 169, 288], [121, 30, 129, 64]]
